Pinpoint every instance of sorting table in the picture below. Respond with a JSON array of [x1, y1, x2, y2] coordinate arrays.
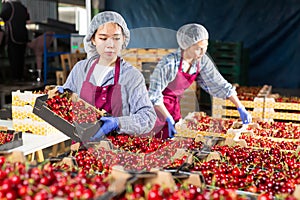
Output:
[[0, 119, 70, 161]]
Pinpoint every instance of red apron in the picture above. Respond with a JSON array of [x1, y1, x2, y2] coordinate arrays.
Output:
[[80, 57, 123, 117], [153, 53, 200, 139]]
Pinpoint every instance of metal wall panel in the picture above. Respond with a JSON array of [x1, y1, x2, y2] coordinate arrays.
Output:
[[21, 0, 58, 22]]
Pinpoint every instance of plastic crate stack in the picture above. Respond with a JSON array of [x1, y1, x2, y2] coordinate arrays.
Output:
[[207, 40, 244, 84], [198, 40, 248, 109]]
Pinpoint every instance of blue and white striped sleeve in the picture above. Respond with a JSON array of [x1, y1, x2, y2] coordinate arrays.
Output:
[[63, 59, 88, 94], [148, 52, 180, 105], [117, 67, 156, 134]]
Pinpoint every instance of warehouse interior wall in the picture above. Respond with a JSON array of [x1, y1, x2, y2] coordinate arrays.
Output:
[[105, 0, 300, 89]]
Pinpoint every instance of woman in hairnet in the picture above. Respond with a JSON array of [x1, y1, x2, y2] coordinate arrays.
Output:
[[148, 23, 252, 139], [62, 11, 156, 141]]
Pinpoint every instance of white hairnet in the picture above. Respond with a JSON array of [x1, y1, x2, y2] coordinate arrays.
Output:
[[176, 23, 209, 50], [84, 11, 130, 58]]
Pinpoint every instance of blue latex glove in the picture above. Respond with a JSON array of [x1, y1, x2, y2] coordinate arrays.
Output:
[[237, 106, 252, 124], [57, 86, 64, 93], [166, 116, 177, 138], [90, 117, 119, 141]]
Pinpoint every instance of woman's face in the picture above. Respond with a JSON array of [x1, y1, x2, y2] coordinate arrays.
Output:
[[184, 39, 208, 60], [91, 22, 125, 61]]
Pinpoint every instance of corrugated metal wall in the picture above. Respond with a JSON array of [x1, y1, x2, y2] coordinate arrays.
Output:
[[21, 0, 57, 22]]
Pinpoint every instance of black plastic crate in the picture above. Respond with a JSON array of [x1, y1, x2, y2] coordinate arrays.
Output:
[[208, 41, 243, 68], [33, 94, 102, 142], [0, 130, 23, 151], [208, 41, 242, 52], [218, 66, 240, 76]]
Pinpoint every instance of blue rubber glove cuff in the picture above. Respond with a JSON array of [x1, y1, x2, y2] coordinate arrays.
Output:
[[166, 116, 177, 138], [237, 106, 252, 124], [90, 117, 119, 141]]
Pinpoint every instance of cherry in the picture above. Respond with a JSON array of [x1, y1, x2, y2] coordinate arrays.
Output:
[[0, 156, 5, 167], [147, 189, 162, 200], [5, 190, 17, 200], [257, 193, 273, 200], [133, 183, 144, 197]]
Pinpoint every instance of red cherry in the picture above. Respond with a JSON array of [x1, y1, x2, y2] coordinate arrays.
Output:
[[257, 193, 273, 200], [40, 176, 50, 186], [6, 190, 17, 200], [10, 174, 21, 186], [18, 185, 29, 196], [0, 169, 7, 180], [1, 179, 12, 192], [147, 189, 162, 200], [133, 184, 144, 197], [0, 156, 6, 167], [82, 188, 94, 199]]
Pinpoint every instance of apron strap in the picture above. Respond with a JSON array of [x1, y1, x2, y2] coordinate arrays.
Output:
[[85, 58, 99, 82], [114, 57, 121, 84]]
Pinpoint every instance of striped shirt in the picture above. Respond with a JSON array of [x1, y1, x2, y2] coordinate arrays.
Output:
[[63, 56, 156, 135], [148, 48, 236, 105]]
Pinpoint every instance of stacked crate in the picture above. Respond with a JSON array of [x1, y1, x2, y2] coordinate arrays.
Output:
[[121, 48, 139, 69], [122, 48, 176, 87], [212, 85, 272, 120], [212, 97, 265, 119], [11, 91, 59, 135], [207, 40, 244, 84], [212, 85, 300, 123], [121, 48, 176, 71], [264, 95, 300, 122]]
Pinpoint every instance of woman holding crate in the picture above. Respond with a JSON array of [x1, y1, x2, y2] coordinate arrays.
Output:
[[148, 23, 252, 139], [61, 11, 156, 141]]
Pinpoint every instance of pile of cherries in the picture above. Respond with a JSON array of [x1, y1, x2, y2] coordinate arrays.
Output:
[[46, 91, 102, 124], [0, 156, 109, 200], [0, 131, 13, 145], [81, 135, 203, 171], [73, 147, 106, 174], [117, 183, 247, 200], [190, 145, 300, 199], [276, 96, 300, 103], [186, 115, 235, 134], [106, 134, 202, 153], [253, 121, 300, 139], [236, 86, 263, 101], [240, 135, 300, 151]]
